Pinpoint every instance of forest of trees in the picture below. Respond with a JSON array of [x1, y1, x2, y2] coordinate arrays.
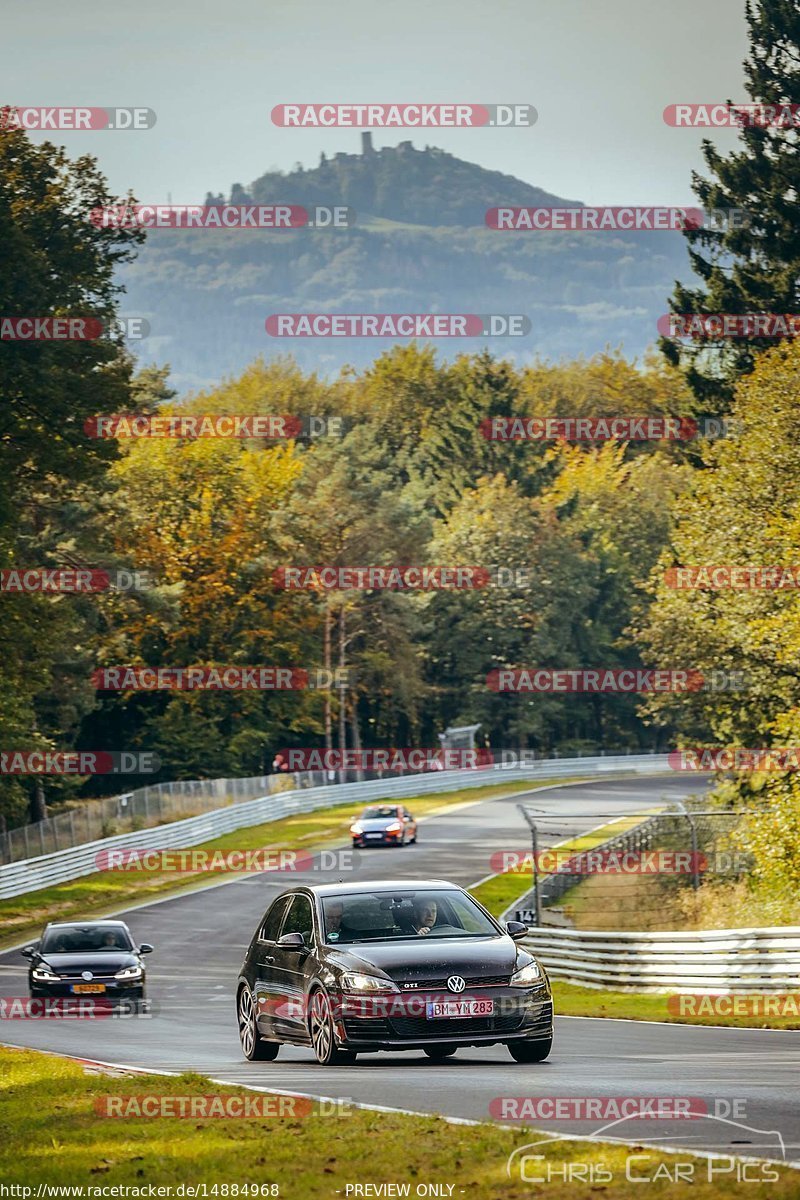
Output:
[[1, 0, 799, 881]]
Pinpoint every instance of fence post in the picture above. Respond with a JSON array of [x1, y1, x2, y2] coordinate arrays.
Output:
[[686, 811, 700, 890]]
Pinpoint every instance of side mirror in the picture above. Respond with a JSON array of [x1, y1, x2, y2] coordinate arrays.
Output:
[[277, 932, 305, 949], [138, 943, 154, 954], [21, 946, 36, 959], [505, 921, 528, 941]]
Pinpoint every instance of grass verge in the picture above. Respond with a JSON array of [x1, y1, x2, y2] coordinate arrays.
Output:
[[0, 778, 551, 950], [551, 980, 800, 1030], [0, 1046, 794, 1197]]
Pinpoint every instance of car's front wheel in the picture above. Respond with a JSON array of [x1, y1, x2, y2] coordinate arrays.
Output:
[[238, 987, 280, 1061], [423, 1044, 457, 1060], [508, 1036, 552, 1063], [309, 990, 356, 1066]]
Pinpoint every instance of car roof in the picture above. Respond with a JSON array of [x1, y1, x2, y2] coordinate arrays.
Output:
[[45, 920, 130, 930], [289, 879, 461, 899]]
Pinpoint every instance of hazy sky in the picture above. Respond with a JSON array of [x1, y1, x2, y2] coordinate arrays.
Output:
[[4, 0, 750, 206]]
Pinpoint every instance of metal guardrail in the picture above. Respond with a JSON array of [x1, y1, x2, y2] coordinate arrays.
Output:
[[0, 753, 672, 900], [0, 748, 669, 865], [0, 771, 334, 865], [523, 926, 800, 993]]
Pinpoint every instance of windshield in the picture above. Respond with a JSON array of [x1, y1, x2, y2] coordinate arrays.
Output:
[[360, 807, 399, 820], [321, 889, 498, 943], [41, 925, 133, 954]]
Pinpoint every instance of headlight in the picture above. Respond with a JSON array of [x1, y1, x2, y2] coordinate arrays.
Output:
[[510, 961, 542, 987], [31, 966, 60, 983], [350, 824, 363, 835], [340, 973, 398, 994], [114, 965, 143, 981], [386, 822, 403, 832]]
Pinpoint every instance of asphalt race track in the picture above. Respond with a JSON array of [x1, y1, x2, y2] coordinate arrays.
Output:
[[2, 775, 799, 1164]]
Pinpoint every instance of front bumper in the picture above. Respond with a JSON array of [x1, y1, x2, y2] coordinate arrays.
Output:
[[30, 979, 144, 999], [352, 831, 403, 846], [334, 987, 552, 1050]]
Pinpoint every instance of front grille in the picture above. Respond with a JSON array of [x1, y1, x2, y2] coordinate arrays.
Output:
[[399, 974, 510, 991], [342, 1016, 393, 1039], [58, 975, 115, 982], [389, 1009, 525, 1039]]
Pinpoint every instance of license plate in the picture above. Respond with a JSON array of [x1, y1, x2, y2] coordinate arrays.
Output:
[[426, 998, 494, 1019], [72, 983, 106, 994], [366, 833, 382, 839]]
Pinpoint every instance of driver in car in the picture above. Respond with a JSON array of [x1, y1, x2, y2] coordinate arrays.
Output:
[[411, 898, 437, 936], [325, 900, 354, 942]]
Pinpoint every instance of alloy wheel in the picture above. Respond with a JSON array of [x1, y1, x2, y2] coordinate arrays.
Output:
[[238, 987, 256, 1057]]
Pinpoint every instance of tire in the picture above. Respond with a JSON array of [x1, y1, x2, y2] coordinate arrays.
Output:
[[423, 1044, 457, 1060], [238, 987, 280, 1061], [410, 830, 417, 844], [508, 1036, 552, 1063], [309, 990, 356, 1066]]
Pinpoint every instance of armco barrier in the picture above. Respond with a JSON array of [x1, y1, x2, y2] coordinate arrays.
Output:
[[522, 925, 800, 993], [0, 753, 672, 900]]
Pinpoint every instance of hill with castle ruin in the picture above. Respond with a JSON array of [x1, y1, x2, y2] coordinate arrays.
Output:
[[120, 137, 690, 390]]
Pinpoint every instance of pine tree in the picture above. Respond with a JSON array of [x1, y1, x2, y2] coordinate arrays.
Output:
[[662, 0, 800, 419]]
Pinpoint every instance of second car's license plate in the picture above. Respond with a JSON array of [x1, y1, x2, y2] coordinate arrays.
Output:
[[426, 998, 494, 1018]]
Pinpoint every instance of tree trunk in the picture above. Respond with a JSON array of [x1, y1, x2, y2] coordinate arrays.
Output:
[[29, 717, 47, 822], [338, 605, 347, 783], [350, 690, 364, 782], [324, 605, 333, 751], [31, 777, 47, 823]]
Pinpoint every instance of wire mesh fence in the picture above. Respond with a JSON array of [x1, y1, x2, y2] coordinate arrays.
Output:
[[512, 799, 753, 931], [0, 773, 314, 864]]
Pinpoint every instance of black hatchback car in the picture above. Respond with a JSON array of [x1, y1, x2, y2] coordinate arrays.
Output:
[[236, 880, 552, 1065], [22, 920, 153, 1001]]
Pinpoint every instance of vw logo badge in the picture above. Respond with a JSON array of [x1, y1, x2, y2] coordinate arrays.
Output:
[[446, 975, 465, 993], [81, 970, 94, 981]]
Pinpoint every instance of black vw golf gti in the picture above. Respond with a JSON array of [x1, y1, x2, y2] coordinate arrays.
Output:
[[236, 880, 552, 1064]]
